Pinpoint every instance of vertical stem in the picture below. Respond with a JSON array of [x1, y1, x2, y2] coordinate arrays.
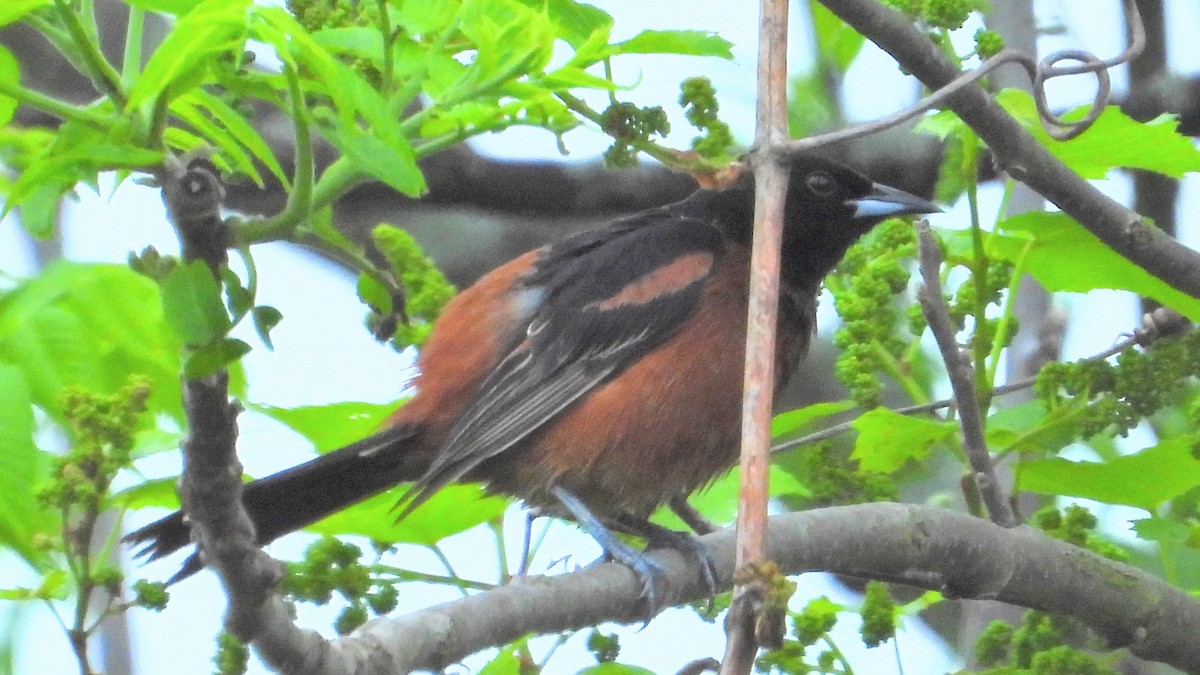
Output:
[[722, 0, 789, 673]]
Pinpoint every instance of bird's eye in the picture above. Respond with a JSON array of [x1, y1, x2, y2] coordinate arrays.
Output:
[[805, 171, 837, 196]]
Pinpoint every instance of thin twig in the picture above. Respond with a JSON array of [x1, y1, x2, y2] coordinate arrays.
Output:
[[786, 0, 1144, 157], [916, 222, 1017, 527], [722, 1, 790, 673], [770, 307, 1191, 456]]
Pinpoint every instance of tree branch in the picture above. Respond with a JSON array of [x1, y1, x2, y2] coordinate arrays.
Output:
[[159, 159, 323, 662], [817, 0, 1200, 302], [276, 504, 1200, 675], [916, 223, 1017, 527]]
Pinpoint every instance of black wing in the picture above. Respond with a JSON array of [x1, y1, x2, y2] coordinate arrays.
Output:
[[396, 207, 728, 515]]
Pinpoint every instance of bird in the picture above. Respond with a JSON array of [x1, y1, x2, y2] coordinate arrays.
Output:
[[126, 154, 938, 612]]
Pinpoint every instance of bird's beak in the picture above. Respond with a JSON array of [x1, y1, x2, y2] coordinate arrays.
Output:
[[850, 183, 941, 221]]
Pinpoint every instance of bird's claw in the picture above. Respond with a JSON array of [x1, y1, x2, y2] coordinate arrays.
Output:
[[625, 554, 670, 625], [646, 528, 719, 607]]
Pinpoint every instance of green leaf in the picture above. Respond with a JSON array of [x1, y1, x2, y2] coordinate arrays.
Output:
[[127, 0, 252, 111], [788, 71, 838, 137], [478, 641, 522, 675], [514, 0, 613, 50], [13, 182, 62, 240], [992, 212, 1200, 321], [1131, 517, 1192, 545], [251, 305, 282, 350], [985, 400, 1084, 456], [188, 90, 281, 185], [850, 408, 957, 473], [311, 26, 384, 62], [160, 260, 231, 347], [254, 8, 426, 196], [308, 484, 508, 545], [0, 363, 53, 569], [0, 570, 67, 601], [6, 122, 165, 213], [450, 0, 555, 102], [1018, 436, 1200, 511], [126, 0, 205, 14], [0, 0, 50, 28], [174, 89, 289, 187], [131, 427, 186, 459], [220, 267, 253, 321], [535, 66, 621, 92], [577, 664, 656, 675], [996, 89, 1200, 179], [393, 0, 461, 35], [609, 30, 734, 59], [356, 272, 392, 314], [327, 122, 425, 196], [0, 46, 17, 126], [654, 465, 808, 531], [772, 400, 855, 438], [251, 400, 400, 453], [183, 337, 250, 380], [0, 262, 183, 423], [113, 477, 182, 510], [809, 0, 864, 71]]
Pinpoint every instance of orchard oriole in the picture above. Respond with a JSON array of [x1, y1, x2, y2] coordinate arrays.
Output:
[[127, 154, 937, 610]]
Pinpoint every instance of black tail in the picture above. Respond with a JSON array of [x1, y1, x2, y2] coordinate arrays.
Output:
[[124, 423, 425, 583]]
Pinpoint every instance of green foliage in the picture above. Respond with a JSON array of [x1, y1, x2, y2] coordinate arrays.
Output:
[[972, 603, 1119, 672], [253, 400, 400, 452], [881, 0, 923, 19], [808, 1, 865, 72], [38, 378, 150, 514], [792, 444, 899, 508], [851, 407, 956, 473], [991, 212, 1200, 321], [1036, 330, 1200, 437], [17, 379, 155, 674], [577, 663, 656, 675], [975, 620, 1015, 667], [213, 631, 249, 675], [757, 597, 842, 674], [654, 465, 809, 532], [997, 89, 1200, 179], [973, 29, 1004, 58], [1031, 505, 1129, 562], [1020, 437, 1200, 513], [679, 76, 733, 161], [830, 218, 921, 408], [587, 629, 621, 663], [600, 102, 670, 168], [280, 537, 396, 635], [922, 0, 971, 30], [858, 581, 895, 648], [369, 224, 457, 348], [132, 579, 170, 612]]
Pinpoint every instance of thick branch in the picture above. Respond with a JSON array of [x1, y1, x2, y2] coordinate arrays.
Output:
[[818, 0, 1200, 301], [159, 162, 320, 659], [273, 504, 1200, 675]]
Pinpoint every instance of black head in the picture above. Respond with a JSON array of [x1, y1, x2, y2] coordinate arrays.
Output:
[[678, 154, 938, 290], [777, 154, 938, 290]]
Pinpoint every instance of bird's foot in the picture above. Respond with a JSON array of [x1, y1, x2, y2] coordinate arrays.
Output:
[[551, 486, 671, 622], [643, 526, 718, 601]]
